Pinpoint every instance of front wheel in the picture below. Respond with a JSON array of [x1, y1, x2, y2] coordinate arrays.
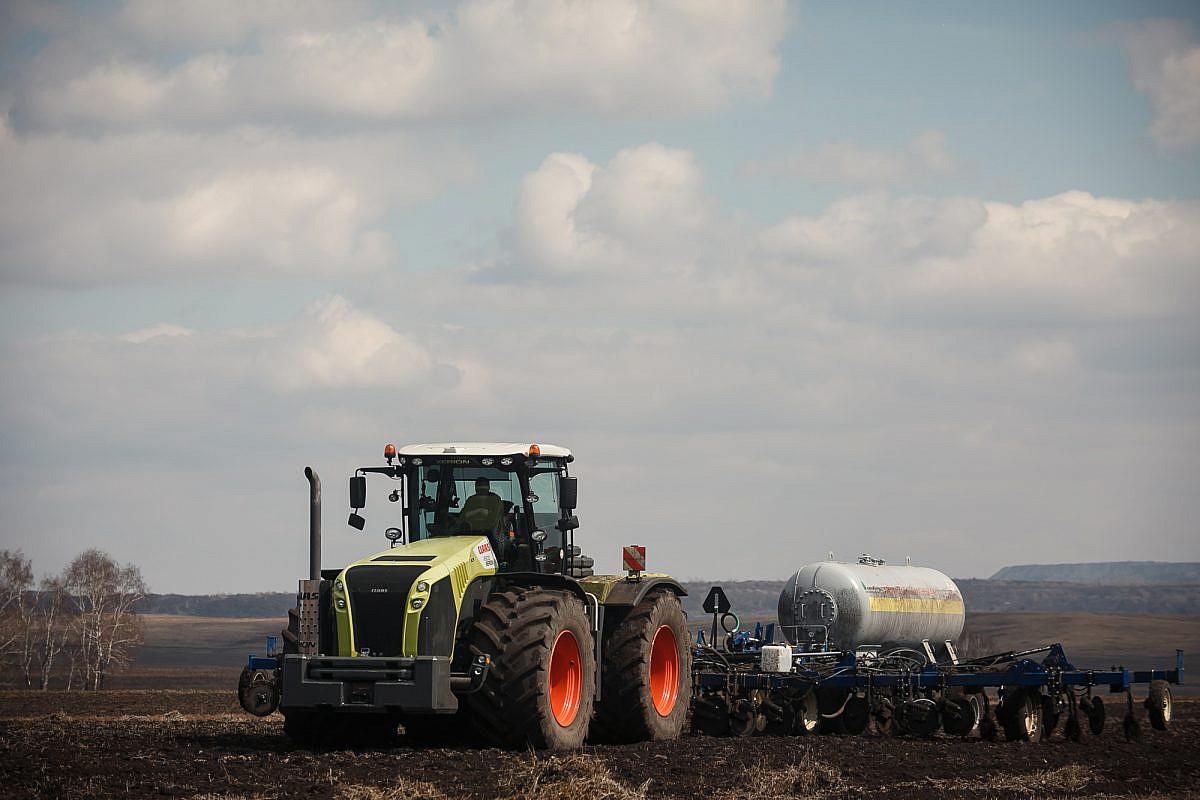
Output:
[[466, 586, 596, 750], [591, 591, 691, 743]]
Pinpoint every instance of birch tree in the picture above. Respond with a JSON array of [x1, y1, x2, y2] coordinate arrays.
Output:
[[63, 549, 146, 690], [0, 550, 36, 686]]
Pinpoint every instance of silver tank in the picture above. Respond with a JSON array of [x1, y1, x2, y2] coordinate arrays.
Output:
[[777, 556, 965, 650]]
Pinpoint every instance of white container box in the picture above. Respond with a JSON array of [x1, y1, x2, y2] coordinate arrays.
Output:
[[760, 644, 793, 673]]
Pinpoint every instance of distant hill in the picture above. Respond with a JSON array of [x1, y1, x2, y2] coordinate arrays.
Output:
[[138, 593, 295, 618], [990, 561, 1200, 585], [133, 571, 1200, 621]]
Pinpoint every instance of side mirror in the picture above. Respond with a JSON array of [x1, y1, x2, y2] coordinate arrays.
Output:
[[555, 515, 579, 533], [559, 477, 578, 511], [350, 475, 367, 509]]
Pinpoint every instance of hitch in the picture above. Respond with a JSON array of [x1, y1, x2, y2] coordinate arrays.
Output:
[[450, 654, 492, 694]]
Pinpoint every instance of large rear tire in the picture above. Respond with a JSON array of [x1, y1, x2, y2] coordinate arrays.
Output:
[[466, 586, 595, 750], [590, 591, 691, 743]]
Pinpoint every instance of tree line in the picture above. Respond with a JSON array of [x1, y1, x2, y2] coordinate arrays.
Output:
[[0, 548, 146, 690]]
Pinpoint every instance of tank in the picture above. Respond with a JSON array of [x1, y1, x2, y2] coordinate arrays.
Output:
[[777, 556, 965, 651]]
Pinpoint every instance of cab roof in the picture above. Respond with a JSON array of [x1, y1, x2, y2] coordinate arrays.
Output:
[[397, 442, 572, 459]]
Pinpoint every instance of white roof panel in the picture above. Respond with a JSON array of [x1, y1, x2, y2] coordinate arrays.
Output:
[[397, 442, 572, 459]]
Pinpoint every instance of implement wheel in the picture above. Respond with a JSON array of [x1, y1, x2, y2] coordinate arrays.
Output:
[[466, 586, 595, 750], [591, 591, 691, 743], [237, 667, 280, 717], [1146, 680, 1172, 731], [1000, 689, 1042, 742]]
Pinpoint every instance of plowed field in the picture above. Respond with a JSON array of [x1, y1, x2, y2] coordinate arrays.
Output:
[[1, 690, 1196, 799]]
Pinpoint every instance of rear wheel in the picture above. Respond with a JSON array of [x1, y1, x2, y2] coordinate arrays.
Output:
[[591, 591, 691, 743], [466, 586, 595, 750]]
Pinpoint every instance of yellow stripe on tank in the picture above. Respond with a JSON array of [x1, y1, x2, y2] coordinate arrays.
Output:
[[868, 597, 965, 614]]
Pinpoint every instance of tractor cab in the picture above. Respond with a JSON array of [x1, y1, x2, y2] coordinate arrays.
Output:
[[349, 443, 583, 576]]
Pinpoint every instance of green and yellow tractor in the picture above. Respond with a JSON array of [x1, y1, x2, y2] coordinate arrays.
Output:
[[237, 442, 690, 750]]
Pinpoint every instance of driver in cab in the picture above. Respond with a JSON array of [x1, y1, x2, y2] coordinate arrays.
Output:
[[457, 478, 504, 535]]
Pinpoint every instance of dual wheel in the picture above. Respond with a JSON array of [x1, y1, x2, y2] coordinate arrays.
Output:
[[466, 586, 690, 749]]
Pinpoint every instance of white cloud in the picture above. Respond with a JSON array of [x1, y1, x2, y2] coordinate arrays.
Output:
[[0, 124, 471, 285], [1119, 20, 1200, 151], [261, 296, 435, 392], [510, 143, 716, 279], [2, 142, 1199, 590], [764, 189, 1200, 321], [761, 191, 986, 263], [10, 0, 790, 132], [747, 131, 958, 185], [119, 323, 195, 344]]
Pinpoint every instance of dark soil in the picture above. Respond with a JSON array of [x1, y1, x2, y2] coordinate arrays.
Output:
[[0, 690, 1196, 799]]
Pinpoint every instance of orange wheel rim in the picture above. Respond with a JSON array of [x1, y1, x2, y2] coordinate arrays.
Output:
[[648, 624, 679, 716], [548, 630, 582, 727]]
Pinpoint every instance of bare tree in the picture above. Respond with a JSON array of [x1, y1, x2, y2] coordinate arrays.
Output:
[[0, 550, 36, 687], [35, 575, 74, 690], [63, 550, 146, 690]]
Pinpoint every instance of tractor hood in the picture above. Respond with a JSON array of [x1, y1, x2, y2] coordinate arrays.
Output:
[[332, 536, 499, 658]]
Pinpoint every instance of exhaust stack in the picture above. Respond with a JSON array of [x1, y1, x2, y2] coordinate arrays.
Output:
[[305, 466, 321, 581]]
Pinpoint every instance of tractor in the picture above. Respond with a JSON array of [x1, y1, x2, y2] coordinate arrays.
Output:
[[238, 442, 690, 750]]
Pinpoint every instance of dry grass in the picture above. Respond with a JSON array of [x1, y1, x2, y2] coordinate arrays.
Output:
[[333, 781, 449, 800], [896, 763, 1093, 797], [496, 752, 649, 800], [305, 754, 650, 800], [730, 752, 847, 800]]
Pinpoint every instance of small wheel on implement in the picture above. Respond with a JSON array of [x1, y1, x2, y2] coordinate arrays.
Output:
[[1146, 680, 1172, 731], [941, 695, 980, 738], [1000, 689, 1042, 742], [237, 667, 280, 717]]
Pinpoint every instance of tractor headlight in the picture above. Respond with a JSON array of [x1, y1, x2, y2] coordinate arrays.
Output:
[[336, 598, 346, 609], [480, 458, 494, 466], [534, 553, 547, 562], [531, 529, 547, 542], [416, 580, 429, 593], [411, 598, 424, 609], [411, 457, 423, 466], [334, 580, 343, 592], [499, 457, 513, 466]]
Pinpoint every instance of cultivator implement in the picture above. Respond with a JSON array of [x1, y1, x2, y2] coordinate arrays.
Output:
[[690, 590, 1183, 741]]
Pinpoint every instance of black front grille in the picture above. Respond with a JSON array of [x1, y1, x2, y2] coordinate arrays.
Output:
[[417, 578, 456, 657], [346, 565, 425, 656]]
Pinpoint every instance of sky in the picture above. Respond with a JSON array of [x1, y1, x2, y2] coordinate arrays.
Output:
[[0, 1, 1198, 594]]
